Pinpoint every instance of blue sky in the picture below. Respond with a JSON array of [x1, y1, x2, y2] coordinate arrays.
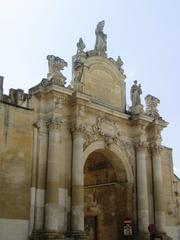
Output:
[[0, 0, 180, 176]]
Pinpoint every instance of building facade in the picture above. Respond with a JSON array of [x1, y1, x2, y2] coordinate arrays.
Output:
[[0, 21, 179, 240]]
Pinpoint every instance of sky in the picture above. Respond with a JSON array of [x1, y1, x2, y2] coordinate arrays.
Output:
[[0, 0, 180, 176]]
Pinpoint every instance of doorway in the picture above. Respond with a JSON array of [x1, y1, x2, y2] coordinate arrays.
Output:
[[84, 150, 130, 240]]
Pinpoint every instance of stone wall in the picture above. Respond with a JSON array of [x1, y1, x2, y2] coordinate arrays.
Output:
[[0, 102, 33, 240]]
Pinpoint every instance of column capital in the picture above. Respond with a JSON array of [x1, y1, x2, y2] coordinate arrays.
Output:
[[150, 143, 162, 154], [46, 116, 64, 130], [33, 118, 48, 134], [71, 123, 86, 136], [134, 140, 148, 150]]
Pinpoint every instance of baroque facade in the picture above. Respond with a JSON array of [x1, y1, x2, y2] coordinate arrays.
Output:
[[0, 21, 179, 240]]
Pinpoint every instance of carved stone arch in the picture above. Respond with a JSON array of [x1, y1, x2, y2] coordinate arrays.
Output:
[[83, 140, 134, 184], [83, 140, 134, 239]]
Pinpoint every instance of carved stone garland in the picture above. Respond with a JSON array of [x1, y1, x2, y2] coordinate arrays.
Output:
[[83, 117, 135, 165]]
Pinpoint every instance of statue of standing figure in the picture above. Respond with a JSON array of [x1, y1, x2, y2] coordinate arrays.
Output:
[[94, 20, 107, 55], [130, 80, 142, 107], [130, 80, 144, 114]]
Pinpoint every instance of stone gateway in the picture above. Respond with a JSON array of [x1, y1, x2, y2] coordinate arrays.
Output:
[[0, 21, 179, 240]]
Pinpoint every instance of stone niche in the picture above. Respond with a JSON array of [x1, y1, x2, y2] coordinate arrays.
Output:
[[81, 56, 126, 111]]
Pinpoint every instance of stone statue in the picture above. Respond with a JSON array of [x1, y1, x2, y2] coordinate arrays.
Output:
[[47, 55, 67, 86], [116, 56, 123, 71], [76, 38, 86, 54], [131, 80, 142, 107], [130, 80, 144, 114], [72, 38, 87, 90], [94, 20, 107, 55], [116, 56, 125, 76], [145, 95, 161, 119]]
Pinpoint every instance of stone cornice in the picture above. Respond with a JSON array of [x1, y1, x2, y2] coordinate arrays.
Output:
[[150, 119, 169, 128], [29, 81, 73, 98], [70, 91, 130, 124], [130, 114, 153, 126]]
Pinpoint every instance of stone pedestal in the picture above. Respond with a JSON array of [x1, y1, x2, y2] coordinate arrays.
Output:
[[30, 230, 67, 240], [136, 142, 150, 234], [67, 231, 87, 240]]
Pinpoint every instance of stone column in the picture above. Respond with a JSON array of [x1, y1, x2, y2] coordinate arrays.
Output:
[[45, 116, 64, 236], [71, 125, 85, 234], [34, 119, 48, 231], [29, 124, 38, 235], [151, 144, 165, 233], [136, 142, 150, 234]]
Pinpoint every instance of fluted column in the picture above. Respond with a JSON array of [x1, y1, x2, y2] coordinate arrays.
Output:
[[45, 117, 64, 233], [71, 125, 85, 233], [136, 142, 150, 233], [151, 144, 165, 232]]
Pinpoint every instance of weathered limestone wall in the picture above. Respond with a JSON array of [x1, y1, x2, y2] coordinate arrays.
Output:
[[173, 174, 180, 223], [0, 102, 33, 240], [161, 147, 180, 239]]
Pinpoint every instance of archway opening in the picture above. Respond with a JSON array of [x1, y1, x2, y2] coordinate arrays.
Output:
[[84, 149, 130, 240]]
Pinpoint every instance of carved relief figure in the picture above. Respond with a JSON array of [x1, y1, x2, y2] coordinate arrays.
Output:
[[130, 80, 142, 107], [94, 20, 107, 54]]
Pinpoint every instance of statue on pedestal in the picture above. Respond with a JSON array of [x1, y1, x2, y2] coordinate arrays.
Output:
[[131, 80, 142, 107], [130, 80, 144, 114], [72, 38, 86, 91]]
